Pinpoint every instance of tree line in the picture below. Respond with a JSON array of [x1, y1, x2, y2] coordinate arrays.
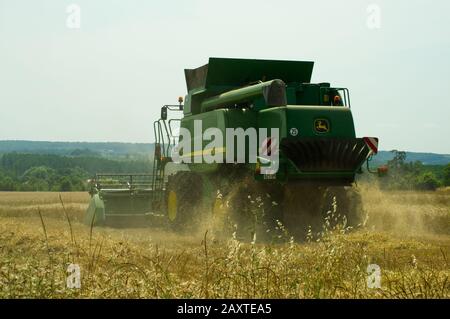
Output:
[[0, 151, 448, 192], [378, 151, 450, 191], [0, 153, 152, 191]]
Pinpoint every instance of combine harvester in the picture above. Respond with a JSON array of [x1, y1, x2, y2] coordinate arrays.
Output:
[[85, 58, 384, 240]]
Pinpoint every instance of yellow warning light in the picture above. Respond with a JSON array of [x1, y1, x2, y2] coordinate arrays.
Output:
[[255, 161, 261, 175]]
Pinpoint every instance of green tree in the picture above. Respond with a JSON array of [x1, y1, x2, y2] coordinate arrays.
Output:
[[20, 166, 56, 191], [0, 175, 17, 191], [415, 172, 440, 191], [59, 177, 73, 192], [387, 150, 407, 170], [444, 163, 450, 186], [21, 166, 56, 181]]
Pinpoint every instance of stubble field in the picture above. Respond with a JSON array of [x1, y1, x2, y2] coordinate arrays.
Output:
[[0, 186, 448, 298]]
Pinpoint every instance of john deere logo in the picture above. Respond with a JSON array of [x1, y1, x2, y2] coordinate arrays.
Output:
[[314, 119, 330, 133], [289, 128, 298, 136]]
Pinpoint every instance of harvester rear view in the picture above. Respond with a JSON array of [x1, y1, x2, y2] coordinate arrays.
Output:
[[86, 57, 382, 241]]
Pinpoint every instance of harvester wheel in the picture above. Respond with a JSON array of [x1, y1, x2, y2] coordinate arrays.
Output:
[[281, 184, 364, 240], [165, 171, 203, 232], [281, 184, 328, 240], [223, 177, 283, 242], [320, 186, 364, 229]]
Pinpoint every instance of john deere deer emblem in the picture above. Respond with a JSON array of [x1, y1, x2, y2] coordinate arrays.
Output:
[[314, 119, 330, 133]]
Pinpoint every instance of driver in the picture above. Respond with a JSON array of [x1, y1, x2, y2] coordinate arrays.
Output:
[[332, 94, 344, 106]]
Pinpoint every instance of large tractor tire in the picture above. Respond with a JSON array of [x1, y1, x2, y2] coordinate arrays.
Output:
[[281, 183, 328, 240], [165, 171, 203, 232], [281, 184, 364, 240], [219, 176, 284, 242], [319, 186, 364, 229]]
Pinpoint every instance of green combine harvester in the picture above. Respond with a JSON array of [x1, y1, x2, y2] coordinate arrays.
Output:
[[86, 57, 382, 240]]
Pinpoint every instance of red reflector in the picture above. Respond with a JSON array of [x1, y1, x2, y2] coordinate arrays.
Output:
[[363, 137, 379, 154]]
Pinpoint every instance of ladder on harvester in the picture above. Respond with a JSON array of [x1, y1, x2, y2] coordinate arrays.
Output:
[[151, 102, 183, 209]]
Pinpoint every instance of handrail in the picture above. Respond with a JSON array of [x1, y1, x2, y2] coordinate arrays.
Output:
[[150, 104, 184, 202]]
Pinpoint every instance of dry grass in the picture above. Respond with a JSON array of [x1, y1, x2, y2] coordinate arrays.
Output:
[[360, 185, 450, 235], [0, 187, 448, 299], [0, 192, 88, 221]]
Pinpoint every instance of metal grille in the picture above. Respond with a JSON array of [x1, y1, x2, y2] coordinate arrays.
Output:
[[280, 138, 371, 172], [93, 174, 154, 190]]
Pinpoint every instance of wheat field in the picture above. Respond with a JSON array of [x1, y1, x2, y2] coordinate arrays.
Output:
[[0, 186, 448, 298]]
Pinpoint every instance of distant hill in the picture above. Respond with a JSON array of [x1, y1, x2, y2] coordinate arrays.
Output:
[[0, 140, 153, 158], [0, 140, 449, 165], [372, 151, 450, 165], [0, 152, 153, 177]]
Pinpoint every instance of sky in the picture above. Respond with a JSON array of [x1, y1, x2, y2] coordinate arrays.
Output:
[[0, 0, 449, 153]]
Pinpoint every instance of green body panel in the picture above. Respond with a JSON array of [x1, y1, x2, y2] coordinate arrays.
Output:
[[99, 189, 153, 216], [84, 174, 161, 226], [84, 190, 155, 226], [258, 105, 355, 138], [185, 57, 313, 92], [184, 57, 313, 116], [201, 79, 286, 113], [258, 105, 361, 182], [181, 103, 360, 179], [181, 108, 257, 172]]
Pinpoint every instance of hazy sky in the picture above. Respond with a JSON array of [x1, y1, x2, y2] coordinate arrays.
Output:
[[0, 0, 449, 153]]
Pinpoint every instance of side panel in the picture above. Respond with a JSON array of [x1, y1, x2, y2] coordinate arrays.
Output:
[[180, 109, 225, 172], [180, 109, 257, 172], [257, 105, 356, 139], [285, 105, 355, 138], [258, 107, 287, 139], [100, 190, 153, 216]]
